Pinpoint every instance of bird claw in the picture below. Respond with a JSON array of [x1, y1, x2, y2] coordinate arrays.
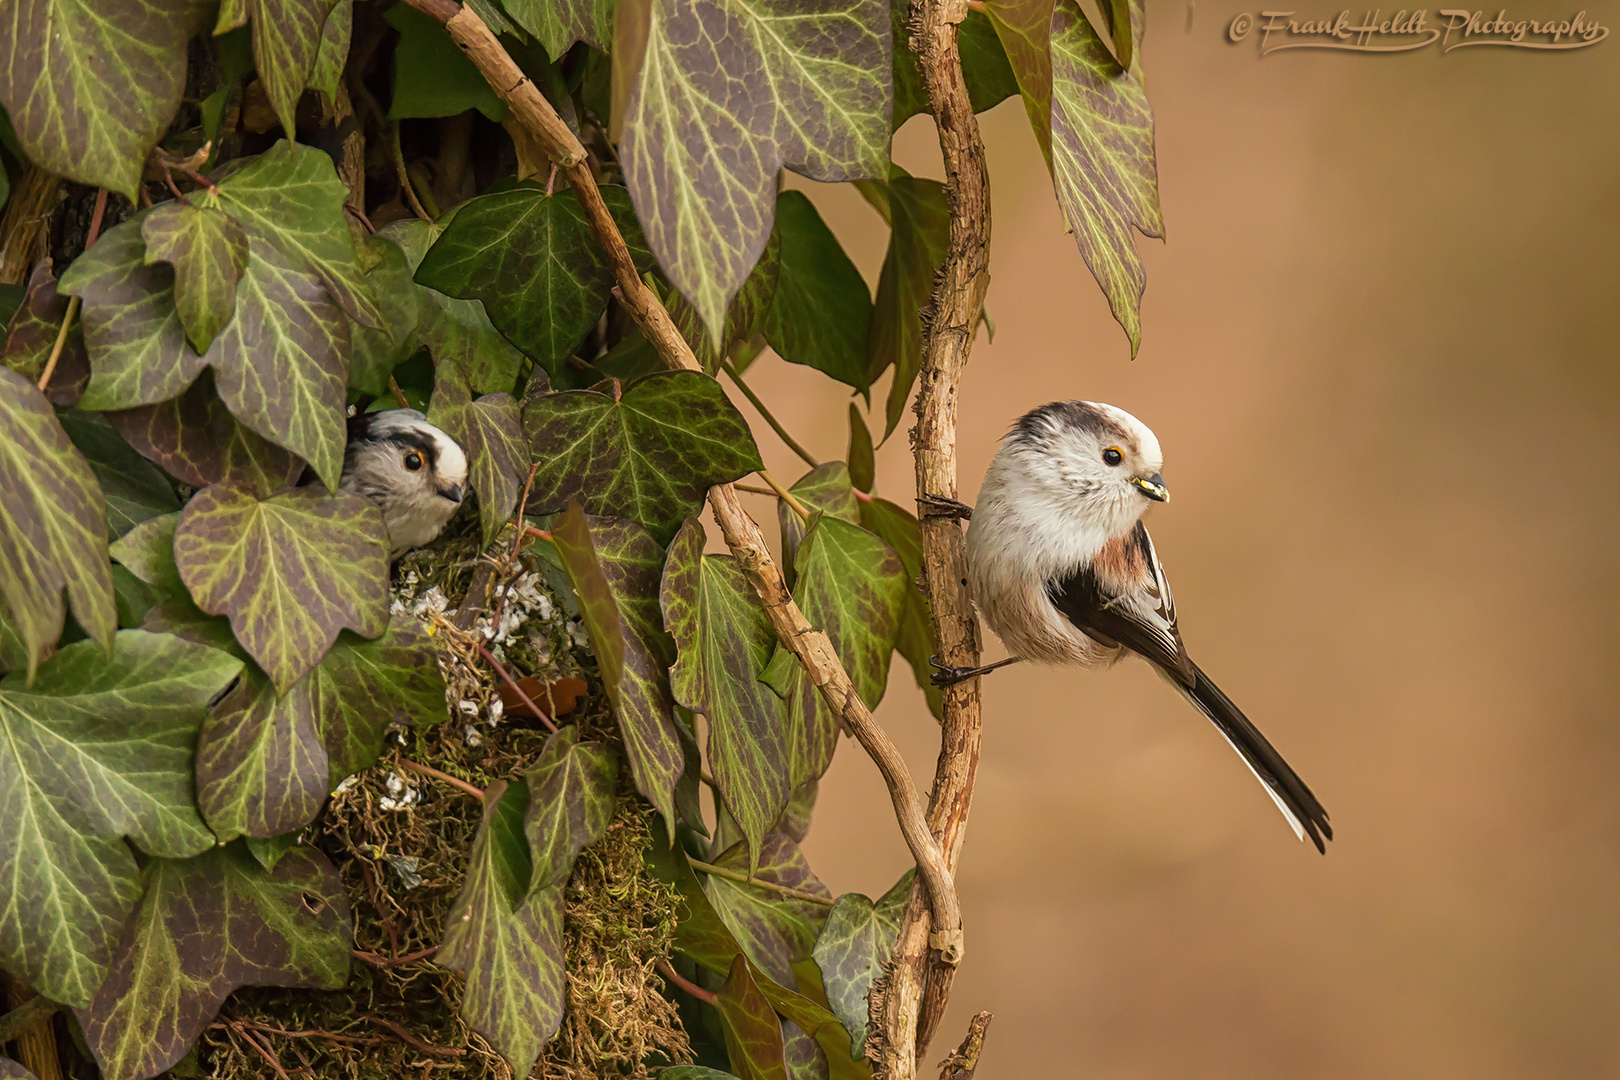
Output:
[[928, 654, 1020, 687], [917, 493, 973, 521]]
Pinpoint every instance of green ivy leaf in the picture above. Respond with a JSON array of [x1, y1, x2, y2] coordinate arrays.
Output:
[[0, 0, 210, 197], [620, 0, 891, 343], [309, 0, 353, 99], [705, 835, 832, 989], [846, 406, 875, 494], [0, 368, 117, 677], [216, 0, 340, 138], [661, 519, 789, 869], [141, 201, 250, 354], [202, 140, 381, 329], [550, 505, 686, 831], [75, 845, 352, 1080], [0, 630, 242, 1006], [384, 4, 507, 121], [414, 186, 651, 379], [891, 3, 1019, 130], [1048, 0, 1159, 355], [867, 170, 950, 438], [110, 512, 184, 595], [983, 0, 1054, 163], [428, 364, 524, 545], [522, 725, 618, 891], [858, 496, 943, 720], [348, 236, 421, 398], [106, 372, 302, 497], [173, 485, 390, 693], [111, 565, 165, 629], [773, 462, 861, 588], [811, 869, 913, 1058], [3, 261, 90, 407], [667, 229, 781, 370], [56, 412, 181, 540], [717, 954, 790, 1080], [195, 620, 444, 842], [762, 192, 872, 393], [244, 831, 300, 872], [523, 371, 763, 545], [502, 0, 612, 56], [438, 780, 567, 1077]]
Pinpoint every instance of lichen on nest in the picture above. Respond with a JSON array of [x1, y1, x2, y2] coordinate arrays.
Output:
[[199, 522, 692, 1079]]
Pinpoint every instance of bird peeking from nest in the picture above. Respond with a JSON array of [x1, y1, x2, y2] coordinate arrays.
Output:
[[340, 409, 468, 556], [924, 400, 1332, 853]]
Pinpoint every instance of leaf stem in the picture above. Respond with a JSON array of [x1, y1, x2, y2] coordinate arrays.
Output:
[[656, 959, 719, 1005], [720, 358, 819, 468], [474, 641, 559, 733], [757, 469, 812, 522], [687, 857, 835, 906], [396, 757, 485, 800], [391, 123, 433, 223], [38, 187, 108, 393]]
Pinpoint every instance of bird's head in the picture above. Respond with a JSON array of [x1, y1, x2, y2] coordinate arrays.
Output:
[[341, 409, 468, 554], [998, 400, 1167, 539]]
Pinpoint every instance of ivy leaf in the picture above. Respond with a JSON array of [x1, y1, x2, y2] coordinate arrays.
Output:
[[773, 462, 860, 587], [717, 954, 790, 1080], [891, 2, 1019, 130], [438, 780, 567, 1077], [1048, 0, 1159, 355], [846, 406, 875, 494], [108, 373, 303, 498], [0, 1060, 37, 1080], [384, 4, 507, 121], [705, 835, 832, 989], [550, 504, 686, 831], [0, 368, 117, 677], [983, 0, 1055, 163], [812, 869, 913, 1057], [661, 519, 789, 868], [523, 371, 762, 544], [0, 630, 242, 1006], [502, 0, 612, 56], [762, 192, 872, 393], [56, 412, 181, 539], [75, 845, 352, 1080], [414, 186, 651, 379], [196, 620, 444, 842], [428, 365, 524, 545], [867, 170, 950, 437], [348, 236, 421, 397], [216, 0, 341, 138], [110, 513, 184, 595], [203, 140, 381, 329], [522, 725, 618, 891], [141, 201, 250, 354], [111, 565, 165, 629], [2, 261, 90, 407], [0, 0, 210, 197], [173, 485, 390, 693], [667, 229, 781, 370], [859, 497, 943, 720], [620, 0, 891, 343], [309, 0, 353, 98]]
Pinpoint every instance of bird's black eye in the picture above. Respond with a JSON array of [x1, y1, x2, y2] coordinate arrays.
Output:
[[404, 452, 423, 472], [1102, 447, 1124, 467]]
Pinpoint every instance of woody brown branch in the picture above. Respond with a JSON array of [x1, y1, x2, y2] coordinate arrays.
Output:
[[396, 0, 962, 950], [879, 0, 994, 1075]]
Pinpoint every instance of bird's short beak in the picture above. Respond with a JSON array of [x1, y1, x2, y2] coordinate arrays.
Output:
[[439, 484, 464, 504], [1130, 473, 1169, 502]]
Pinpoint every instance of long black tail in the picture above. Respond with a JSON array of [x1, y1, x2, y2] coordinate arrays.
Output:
[[1175, 662, 1332, 853]]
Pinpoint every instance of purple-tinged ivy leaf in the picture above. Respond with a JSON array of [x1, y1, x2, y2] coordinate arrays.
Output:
[[438, 780, 566, 1077], [309, 0, 352, 98], [522, 725, 618, 891], [215, 0, 340, 139], [428, 360, 524, 546], [2, 261, 90, 406], [141, 201, 250, 354], [666, 229, 781, 375], [551, 505, 686, 832], [0, 1058, 38, 1080], [502, 0, 612, 57], [0, 369, 116, 677], [0, 631, 241, 1007], [811, 868, 913, 1059], [0, 0, 211, 197], [75, 845, 351, 1080], [704, 834, 832, 989], [173, 484, 389, 693], [717, 954, 790, 1080]]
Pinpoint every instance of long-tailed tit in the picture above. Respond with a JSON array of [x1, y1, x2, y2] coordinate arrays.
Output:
[[943, 401, 1331, 852], [340, 409, 467, 555]]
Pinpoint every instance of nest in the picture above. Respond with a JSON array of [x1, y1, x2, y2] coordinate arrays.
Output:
[[197, 519, 693, 1080]]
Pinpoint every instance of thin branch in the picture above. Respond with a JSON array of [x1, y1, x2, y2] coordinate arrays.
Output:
[[687, 857, 835, 906], [400, 0, 960, 969], [38, 187, 108, 393], [656, 960, 718, 1005], [0, 994, 58, 1046], [733, 482, 778, 497], [391, 124, 433, 222], [396, 757, 485, 800], [757, 469, 811, 521], [353, 945, 440, 968], [363, 1015, 464, 1058], [720, 357, 819, 468], [227, 1021, 293, 1080], [388, 375, 411, 408], [475, 641, 559, 733]]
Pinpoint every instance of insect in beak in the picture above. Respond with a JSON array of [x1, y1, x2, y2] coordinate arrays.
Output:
[[1129, 473, 1168, 502], [439, 484, 464, 504]]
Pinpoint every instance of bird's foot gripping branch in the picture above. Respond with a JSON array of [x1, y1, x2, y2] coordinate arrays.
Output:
[[0, 0, 1168, 1076]]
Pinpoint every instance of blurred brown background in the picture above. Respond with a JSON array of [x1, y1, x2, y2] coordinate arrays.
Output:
[[724, 5, 1620, 1076]]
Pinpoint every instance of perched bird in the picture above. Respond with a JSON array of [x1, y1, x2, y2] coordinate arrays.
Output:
[[340, 409, 468, 555], [948, 400, 1332, 852]]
